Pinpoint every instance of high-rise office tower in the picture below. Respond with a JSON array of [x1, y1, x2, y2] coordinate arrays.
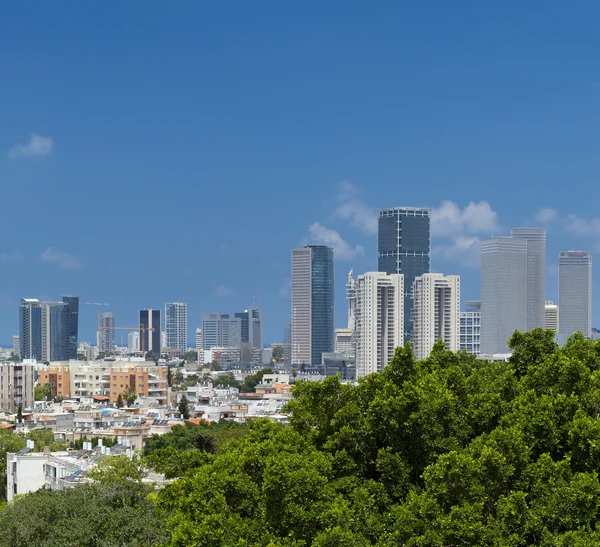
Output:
[[98, 312, 115, 353], [378, 207, 431, 340], [19, 299, 42, 360], [201, 313, 242, 349], [559, 251, 592, 338], [235, 306, 264, 349], [511, 228, 546, 330], [128, 331, 140, 352], [291, 245, 334, 365], [354, 272, 404, 377], [412, 274, 460, 360], [140, 309, 161, 355], [347, 268, 356, 331], [40, 301, 68, 362], [481, 238, 528, 354], [61, 296, 79, 359], [195, 328, 202, 351], [545, 301, 559, 332], [460, 301, 481, 354], [165, 302, 187, 353]]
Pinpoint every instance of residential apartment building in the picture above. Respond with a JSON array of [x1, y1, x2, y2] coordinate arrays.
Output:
[[98, 312, 115, 353], [559, 251, 592, 338], [480, 237, 528, 354], [127, 331, 140, 353], [460, 301, 481, 355], [165, 302, 187, 353], [0, 362, 35, 413], [545, 301, 559, 332], [378, 207, 431, 340], [291, 245, 334, 365], [412, 274, 460, 360], [354, 272, 404, 378]]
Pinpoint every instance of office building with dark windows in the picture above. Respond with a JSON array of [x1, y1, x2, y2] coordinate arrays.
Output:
[[377, 207, 431, 340], [61, 296, 79, 359], [140, 309, 161, 355], [291, 245, 334, 366]]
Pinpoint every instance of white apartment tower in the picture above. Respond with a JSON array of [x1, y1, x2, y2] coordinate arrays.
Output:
[[559, 251, 592, 338], [480, 238, 528, 354], [165, 302, 187, 353], [544, 301, 559, 332], [412, 274, 460, 360], [127, 331, 140, 352], [354, 272, 404, 378]]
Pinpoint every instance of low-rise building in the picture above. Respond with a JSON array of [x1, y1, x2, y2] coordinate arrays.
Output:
[[0, 361, 36, 413]]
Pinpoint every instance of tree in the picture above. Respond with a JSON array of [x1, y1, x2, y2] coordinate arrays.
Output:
[[241, 367, 273, 392], [34, 386, 45, 401], [42, 382, 53, 401], [173, 369, 184, 386], [116, 393, 124, 408], [209, 360, 221, 371], [178, 395, 190, 420], [182, 350, 198, 363], [76, 352, 87, 361], [16, 404, 22, 423], [122, 386, 137, 406], [7, 353, 20, 363], [272, 346, 284, 362]]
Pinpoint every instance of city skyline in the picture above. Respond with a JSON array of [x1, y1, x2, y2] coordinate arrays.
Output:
[[3, 4, 600, 345]]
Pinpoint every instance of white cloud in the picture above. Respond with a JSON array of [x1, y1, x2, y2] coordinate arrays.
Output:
[[432, 200, 500, 237], [216, 284, 234, 297], [9, 134, 54, 158], [308, 222, 364, 260], [40, 248, 82, 270], [333, 180, 377, 235], [0, 252, 24, 263], [535, 208, 558, 223], [564, 214, 600, 237], [278, 279, 291, 298], [431, 200, 500, 267]]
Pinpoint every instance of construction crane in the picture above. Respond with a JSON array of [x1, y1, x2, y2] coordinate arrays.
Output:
[[103, 325, 155, 358], [82, 302, 110, 333]]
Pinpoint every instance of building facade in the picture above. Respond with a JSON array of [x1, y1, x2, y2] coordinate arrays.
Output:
[[291, 245, 334, 366], [165, 302, 187, 353], [558, 251, 592, 338], [139, 309, 161, 355], [61, 296, 79, 360], [41, 301, 68, 362], [377, 207, 431, 340], [235, 306, 264, 350], [544, 301, 559, 332], [460, 301, 481, 355], [511, 228, 546, 331], [12, 335, 20, 359], [98, 312, 115, 353], [412, 274, 460, 360], [201, 313, 242, 349], [0, 362, 35, 413], [480, 237, 528, 354], [127, 331, 140, 353], [334, 328, 354, 354], [19, 299, 42, 360], [354, 272, 404, 378]]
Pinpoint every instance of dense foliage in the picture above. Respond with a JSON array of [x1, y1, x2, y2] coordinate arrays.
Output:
[[5, 330, 600, 546]]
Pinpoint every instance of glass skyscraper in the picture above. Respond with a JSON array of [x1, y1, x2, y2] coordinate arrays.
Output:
[[62, 296, 79, 359], [165, 302, 187, 353], [291, 245, 334, 365], [140, 309, 161, 356], [377, 207, 431, 340], [19, 299, 42, 360]]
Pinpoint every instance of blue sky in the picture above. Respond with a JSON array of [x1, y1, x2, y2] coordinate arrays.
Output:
[[2, 2, 600, 346]]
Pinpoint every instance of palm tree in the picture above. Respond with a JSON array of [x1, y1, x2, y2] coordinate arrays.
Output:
[[122, 386, 138, 406]]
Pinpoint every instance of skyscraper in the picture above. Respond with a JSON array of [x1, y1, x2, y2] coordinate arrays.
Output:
[[291, 245, 334, 365], [98, 312, 115, 353], [19, 299, 42, 360], [354, 271, 403, 377], [559, 251, 592, 338], [140, 309, 161, 355], [511, 228, 546, 330], [235, 306, 264, 349], [545, 301, 559, 332], [201, 313, 242, 349], [378, 207, 431, 340], [41, 301, 68, 362], [412, 274, 460, 360], [480, 237, 528, 354], [460, 301, 481, 355], [62, 296, 79, 359], [128, 331, 140, 352], [165, 302, 187, 353]]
